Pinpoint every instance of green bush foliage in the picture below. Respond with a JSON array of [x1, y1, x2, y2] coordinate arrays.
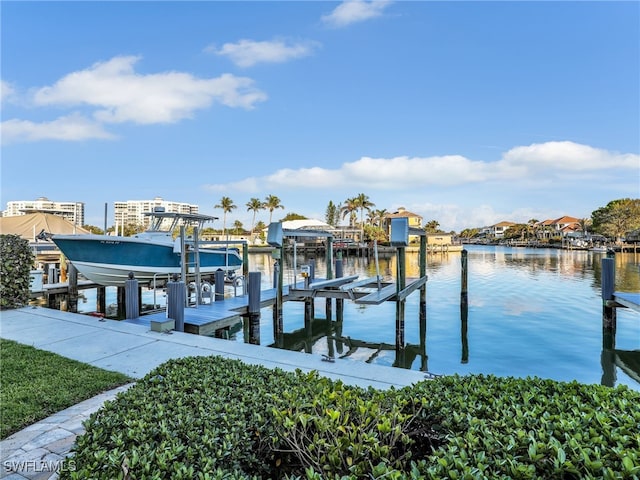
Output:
[[61, 356, 640, 480], [0, 234, 34, 309]]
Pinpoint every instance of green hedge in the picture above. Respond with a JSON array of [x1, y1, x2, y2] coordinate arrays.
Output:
[[0, 234, 34, 309], [61, 356, 640, 479]]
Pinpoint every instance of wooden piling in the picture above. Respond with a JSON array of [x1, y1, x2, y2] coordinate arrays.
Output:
[[215, 269, 225, 301], [67, 263, 78, 313], [117, 286, 125, 318], [419, 235, 427, 371], [125, 273, 140, 319], [456, 249, 468, 363], [274, 247, 284, 347], [167, 276, 185, 332], [330, 253, 344, 322], [247, 271, 261, 345], [97, 286, 106, 315], [395, 246, 406, 364], [601, 257, 616, 333]]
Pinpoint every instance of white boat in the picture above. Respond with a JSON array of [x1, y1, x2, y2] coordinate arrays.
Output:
[[52, 209, 243, 287]]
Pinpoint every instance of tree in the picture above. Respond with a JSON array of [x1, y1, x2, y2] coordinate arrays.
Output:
[[424, 220, 441, 234], [246, 197, 264, 237], [578, 218, 592, 236], [526, 219, 539, 241], [363, 224, 387, 243], [325, 201, 340, 227], [591, 198, 640, 242], [232, 220, 244, 235], [265, 195, 284, 225], [353, 193, 375, 228], [282, 213, 307, 221], [504, 224, 528, 240], [368, 209, 388, 227], [215, 196, 236, 236], [459, 228, 479, 239], [82, 225, 104, 235], [340, 197, 358, 227]]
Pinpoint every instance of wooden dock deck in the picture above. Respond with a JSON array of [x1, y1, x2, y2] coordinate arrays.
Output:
[[130, 287, 281, 336], [126, 274, 428, 336]]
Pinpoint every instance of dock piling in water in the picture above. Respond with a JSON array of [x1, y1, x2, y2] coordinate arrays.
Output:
[[247, 271, 261, 345]]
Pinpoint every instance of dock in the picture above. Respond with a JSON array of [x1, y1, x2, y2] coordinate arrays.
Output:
[[612, 292, 640, 314]]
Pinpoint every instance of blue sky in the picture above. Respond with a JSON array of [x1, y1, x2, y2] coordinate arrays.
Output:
[[1, 1, 638, 232]]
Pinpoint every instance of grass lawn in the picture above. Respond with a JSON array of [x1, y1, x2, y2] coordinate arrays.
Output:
[[0, 338, 132, 439]]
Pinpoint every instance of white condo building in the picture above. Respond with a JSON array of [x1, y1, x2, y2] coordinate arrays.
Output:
[[3, 197, 85, 226], [113, 197, 199, 229]]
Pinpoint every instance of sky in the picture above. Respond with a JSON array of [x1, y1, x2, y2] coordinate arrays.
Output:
[[1, 1, 639, 232]]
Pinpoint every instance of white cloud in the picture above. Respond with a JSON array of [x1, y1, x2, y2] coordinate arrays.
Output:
[[32, 56, 267, 124], [205, 142, 639, 194], [321, 0, 393, 28], [500, 141, 639, 171], [1, 80, 16, 103], [206, 39, 320, 68], [1, 113, 115, 144]]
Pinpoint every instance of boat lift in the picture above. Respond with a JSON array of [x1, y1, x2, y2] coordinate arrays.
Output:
[[266, 218, 430, 359]]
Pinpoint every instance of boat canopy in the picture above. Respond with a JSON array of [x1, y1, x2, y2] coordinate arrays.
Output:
[[143, 211, 219, 232]]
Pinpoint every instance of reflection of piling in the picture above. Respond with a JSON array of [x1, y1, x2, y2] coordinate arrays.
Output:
[[125, 273, 139, 319], [247, 271, 261, 345], [167, 275, 186, 332]]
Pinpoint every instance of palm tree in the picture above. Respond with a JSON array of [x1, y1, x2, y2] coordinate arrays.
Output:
[[424, 220, 440, 234], [527, 219, 539, 241], [214, 196, 236, 236], [368, 208, 388, 227], [264, 194, 284, 225], [246, 197, 264, 238], [340, 197, 358, 227], [353, 193, 375, 229]]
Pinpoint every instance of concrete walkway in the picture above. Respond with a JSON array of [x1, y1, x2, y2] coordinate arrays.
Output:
[[1, 306, 428, 479]]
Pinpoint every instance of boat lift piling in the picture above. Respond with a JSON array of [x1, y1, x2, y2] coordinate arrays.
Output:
[[247, 271, 261, 344], [460, 249, 469, 364]]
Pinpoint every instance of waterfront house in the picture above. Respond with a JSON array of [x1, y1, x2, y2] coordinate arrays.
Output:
[[382, 208, 423, 242], [481, 221, 516, 239]]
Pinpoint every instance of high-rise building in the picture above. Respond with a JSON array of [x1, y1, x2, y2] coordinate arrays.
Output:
[[2, 197, 85, 226], [113, 197, 199, 229]]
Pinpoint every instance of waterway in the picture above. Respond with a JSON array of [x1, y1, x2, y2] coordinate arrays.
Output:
[[78, 245, 640, 390], [245, 245, 640, 391]]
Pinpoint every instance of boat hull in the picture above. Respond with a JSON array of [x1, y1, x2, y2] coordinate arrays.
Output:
[[52, 235, 242, 287]]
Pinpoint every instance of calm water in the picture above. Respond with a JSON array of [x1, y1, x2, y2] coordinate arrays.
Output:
[[80, 245, 640, 390], [243, 245, 640, 390]]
